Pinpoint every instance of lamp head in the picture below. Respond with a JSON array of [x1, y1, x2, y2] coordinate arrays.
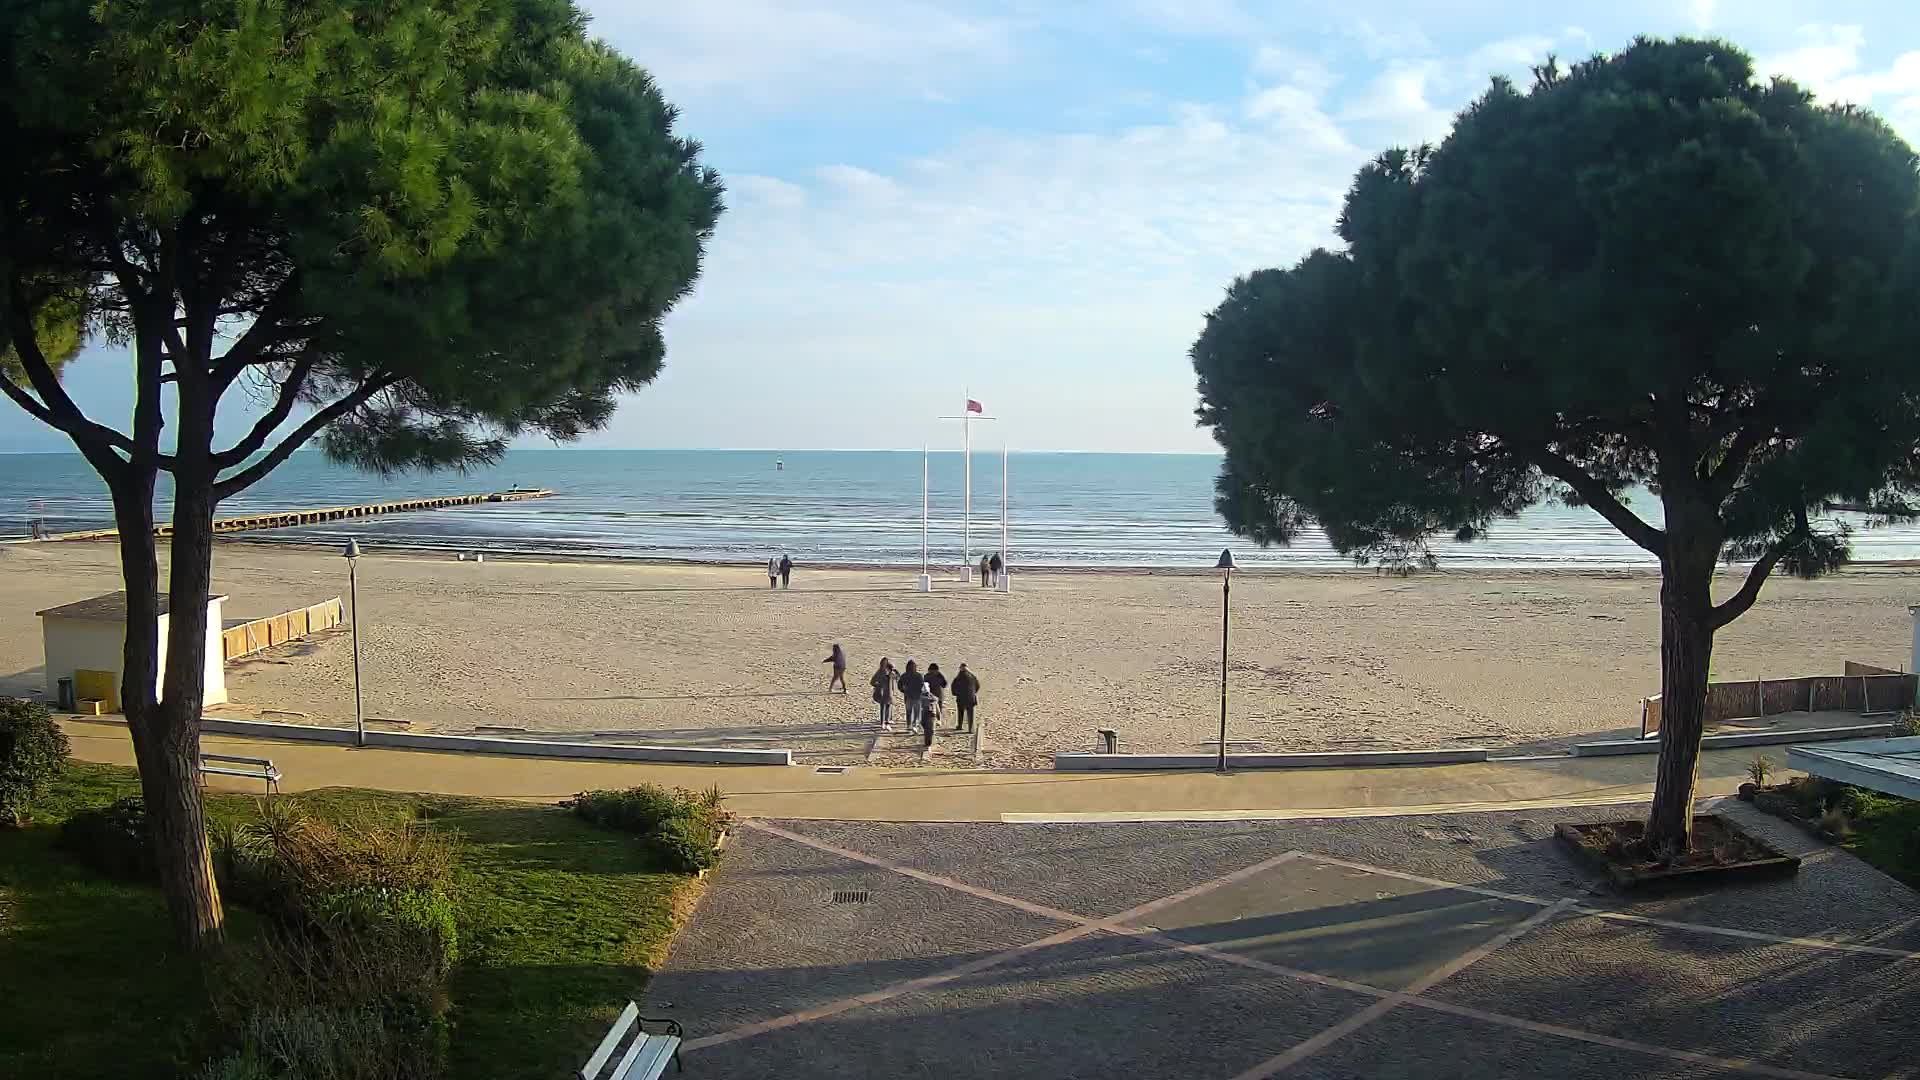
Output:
[[344, 538, 361, 561], [1215, 548, 1237, 572]]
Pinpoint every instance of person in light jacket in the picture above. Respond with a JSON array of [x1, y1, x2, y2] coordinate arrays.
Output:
[[767, 555, 780, 589]]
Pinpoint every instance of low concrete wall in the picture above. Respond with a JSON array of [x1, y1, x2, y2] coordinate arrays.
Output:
[[194, 716, 792, 765], [1053, 748, 1490, 771], [1571, 723, 1893, 757]]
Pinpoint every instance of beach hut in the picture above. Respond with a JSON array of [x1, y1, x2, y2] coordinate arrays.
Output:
[[37, 591, 228, 712]]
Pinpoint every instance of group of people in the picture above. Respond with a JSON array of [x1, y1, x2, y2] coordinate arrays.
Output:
[[977, 551, 1004, 588], [822, 644, 981, 748], [767, 553, 794, 588]]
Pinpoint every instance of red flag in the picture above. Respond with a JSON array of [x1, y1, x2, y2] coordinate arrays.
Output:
[[966, 399, 983, 414]]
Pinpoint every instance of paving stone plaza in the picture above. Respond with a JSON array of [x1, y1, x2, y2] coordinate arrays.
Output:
[[649, 803, 1919, 1079]]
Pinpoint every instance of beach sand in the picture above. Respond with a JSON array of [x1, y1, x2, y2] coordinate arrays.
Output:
[[2, 540, 1916, 768]]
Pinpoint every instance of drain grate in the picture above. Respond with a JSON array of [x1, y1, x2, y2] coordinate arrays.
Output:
[[830, 890, 872, 904], [816, 766, 850, 774]]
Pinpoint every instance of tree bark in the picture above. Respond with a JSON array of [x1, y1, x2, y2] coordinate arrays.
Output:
[[1645, 532, 1719, 853], [112, 465, 226, 947]]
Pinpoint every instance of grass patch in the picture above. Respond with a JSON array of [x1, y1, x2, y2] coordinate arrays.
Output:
[[0, 762, 703, 1080], [1841, 792, 1920, 888]]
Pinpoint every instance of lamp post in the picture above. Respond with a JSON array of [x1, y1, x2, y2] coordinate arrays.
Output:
[[345, 538, 365, 748], [1215, 548, 1236, 773]]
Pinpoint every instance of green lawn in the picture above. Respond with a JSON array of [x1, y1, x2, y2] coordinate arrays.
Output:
[[0, 762, 704, 1079], [1840, 789, 1920, 889]]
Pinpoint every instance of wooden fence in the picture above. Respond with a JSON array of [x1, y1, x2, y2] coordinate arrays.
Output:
[[221, 598, 344, 663], [1640, 661, 1916, 738]]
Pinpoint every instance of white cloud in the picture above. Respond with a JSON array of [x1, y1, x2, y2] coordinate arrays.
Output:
[[1760, 25, 1920, 144], [1342, 61, 1453, 147], [1691, 0, 1717, 31], [586, 1, 1017, 108]]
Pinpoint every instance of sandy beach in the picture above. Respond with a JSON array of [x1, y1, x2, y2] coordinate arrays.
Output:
[[2, 539, 1916, 768]]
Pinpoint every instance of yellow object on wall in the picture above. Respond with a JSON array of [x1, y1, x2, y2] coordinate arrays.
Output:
[[73, 669, 119, 713]]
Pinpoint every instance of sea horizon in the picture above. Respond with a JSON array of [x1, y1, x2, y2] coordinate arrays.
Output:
[[9, 446, 1920, 568]]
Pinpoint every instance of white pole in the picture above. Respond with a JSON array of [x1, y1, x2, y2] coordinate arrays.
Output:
[[963, 395, 973, 582], [997, 444, 1011, 593], [918, 446, 932, 592]]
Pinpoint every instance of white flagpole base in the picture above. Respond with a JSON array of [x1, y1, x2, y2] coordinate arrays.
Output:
[[916, 574, 932, 593], [996, 573, 1011, 593]]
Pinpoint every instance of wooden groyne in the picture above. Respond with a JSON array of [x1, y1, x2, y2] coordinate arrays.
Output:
[[25, 489, 552, 542]]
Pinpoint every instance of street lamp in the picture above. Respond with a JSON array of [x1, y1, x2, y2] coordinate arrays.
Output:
[[344, 538, 365, 748], [1215, 548, 1236, 773]]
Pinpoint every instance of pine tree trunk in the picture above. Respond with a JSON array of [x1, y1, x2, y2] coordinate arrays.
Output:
[[111, 467, 225, 947], [1645, 548, 1717, 853], [158, 465, 226, 946]]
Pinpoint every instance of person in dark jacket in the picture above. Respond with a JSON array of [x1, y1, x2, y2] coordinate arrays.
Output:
[[924, 663, 948, 730], [988, 551, 1003, 586], [870, 658, 896, 729], [898, 661, 926, 734], [824, 643, 847, 692], [950, 663, 980, 732], [979, 553, 991, 587], [779, 553, 794, 588]]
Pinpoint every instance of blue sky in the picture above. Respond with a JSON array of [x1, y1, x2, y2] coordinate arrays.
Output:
[[9, 0, 1920, 455]]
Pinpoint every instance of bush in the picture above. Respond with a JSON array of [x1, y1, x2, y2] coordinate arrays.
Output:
[[198, 801, 461, 1080], [563, 784, 729, 873], [59, 796, 155, 879], [0, 697, 69, 826], [1745, 755, 1775, 787], [563, 785, 689, 834]]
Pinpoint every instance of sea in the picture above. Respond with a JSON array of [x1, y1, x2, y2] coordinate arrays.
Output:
[[6, 447, 1920, 569]]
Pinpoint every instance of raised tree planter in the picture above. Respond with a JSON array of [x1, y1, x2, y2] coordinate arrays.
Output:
[[1555, 815, 1801, 892]]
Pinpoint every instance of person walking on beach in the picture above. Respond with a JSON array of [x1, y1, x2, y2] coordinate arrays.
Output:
[[779, 553, 793, 589], [871, 658, 896, 730], [824, 643, 847, 692], [924, 662, 948, 729], [951, 663, 979, 733], [767, 554, 780, 589], [979, 554, 991, 587], [899, 660, 926, 736], [989, 551, 1003, 587]]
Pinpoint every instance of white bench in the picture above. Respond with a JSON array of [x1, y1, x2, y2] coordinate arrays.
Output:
[[581, 1002, 683, 1079], [198, 753, 281, 794]]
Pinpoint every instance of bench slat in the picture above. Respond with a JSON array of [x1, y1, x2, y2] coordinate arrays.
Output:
[[615, 1036, 679, 1080], [582, 1001, 639, 1080], [200, 765, 274, 778], [202, 754, 274, 767]]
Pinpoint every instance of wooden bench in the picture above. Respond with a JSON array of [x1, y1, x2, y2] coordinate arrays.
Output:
[[582, 1002, 683, 1079], [198, 753, 281, 794]]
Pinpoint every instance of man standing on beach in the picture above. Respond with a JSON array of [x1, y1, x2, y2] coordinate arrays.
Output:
[[951, 664, 979, 733], [899, 660, 926, 736], [779, 553, 793, 589]]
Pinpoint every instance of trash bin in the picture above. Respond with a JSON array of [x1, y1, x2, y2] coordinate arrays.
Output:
[[56, 676, 76, 712]]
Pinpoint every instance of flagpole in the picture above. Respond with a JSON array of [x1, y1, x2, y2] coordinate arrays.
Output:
[[963, 389, 972, 581], [918, 445, 931, 592], [997, 443, 1010, 593]]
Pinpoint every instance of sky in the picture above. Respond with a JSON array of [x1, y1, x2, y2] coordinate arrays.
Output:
[[8, 1, 1920, 456]]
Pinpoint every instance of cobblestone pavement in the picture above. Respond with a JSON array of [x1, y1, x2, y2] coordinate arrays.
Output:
[[646, 801, 1920, 1079]]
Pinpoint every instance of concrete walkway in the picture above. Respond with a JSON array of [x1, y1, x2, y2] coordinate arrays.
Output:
[[61, 717, 1773, 821]]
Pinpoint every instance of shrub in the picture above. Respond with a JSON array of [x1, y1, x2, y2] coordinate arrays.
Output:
[[1817, 805, 1853, 840], [1894, 708, 1920, 738], [655, 815, 722, 874], [564, 784, 688, 834], [59, 796, 155, 879], [201, 926, 450, 1080], [564, 784, 730, 873], [1745, 755, 1775, 787], [0, 697, 69, 826]]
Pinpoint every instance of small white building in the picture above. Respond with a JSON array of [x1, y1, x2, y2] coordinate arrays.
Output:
[[37, 592, 228, 711]]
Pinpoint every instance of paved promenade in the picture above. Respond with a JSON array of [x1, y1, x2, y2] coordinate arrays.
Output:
[[61, 716, 1764, 821]]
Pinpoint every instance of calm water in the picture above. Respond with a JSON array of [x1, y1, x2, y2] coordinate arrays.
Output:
[[6, 447, 1920, 568]]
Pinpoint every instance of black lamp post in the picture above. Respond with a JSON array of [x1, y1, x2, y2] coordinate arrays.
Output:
[[344, 538, 364, 748], [1215, 548, 1236, 773]]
